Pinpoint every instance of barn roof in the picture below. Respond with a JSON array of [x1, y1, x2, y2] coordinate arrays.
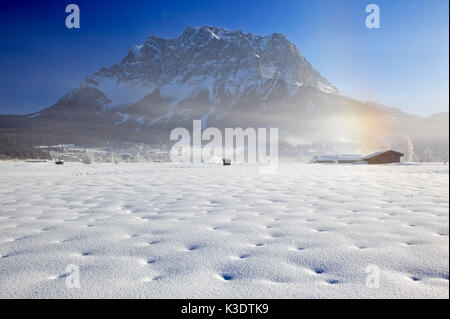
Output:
[[363, 150, 404, 160], [314, 154, 362, 161], [362, 152, 383, 159]]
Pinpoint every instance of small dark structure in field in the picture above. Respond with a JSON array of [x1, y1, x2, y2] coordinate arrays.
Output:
[[363, 150, 404, 164], [222, 158, 232, 166]]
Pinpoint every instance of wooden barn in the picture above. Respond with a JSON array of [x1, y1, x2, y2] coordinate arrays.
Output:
[[363, 150, 404, 164]]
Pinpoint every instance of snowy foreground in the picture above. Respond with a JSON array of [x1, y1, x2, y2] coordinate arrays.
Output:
[[0, 162, 448, 298]]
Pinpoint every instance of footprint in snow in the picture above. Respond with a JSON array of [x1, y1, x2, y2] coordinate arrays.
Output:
[[221, 274, 234, 281]]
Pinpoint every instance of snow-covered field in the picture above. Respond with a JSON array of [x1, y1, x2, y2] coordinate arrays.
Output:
[[0, 162, 448, 298]]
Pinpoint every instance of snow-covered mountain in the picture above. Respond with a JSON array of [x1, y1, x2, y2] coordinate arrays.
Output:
[[85, 26, 338, 111], [0, 26, 448, 160]]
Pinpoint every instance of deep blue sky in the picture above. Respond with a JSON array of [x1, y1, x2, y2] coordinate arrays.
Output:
[[0, 0, 448, 116]]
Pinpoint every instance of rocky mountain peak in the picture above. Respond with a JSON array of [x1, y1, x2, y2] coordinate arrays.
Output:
[[83, 26, 338, 110]]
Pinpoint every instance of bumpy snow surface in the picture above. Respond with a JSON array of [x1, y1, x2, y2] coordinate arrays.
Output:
[[0, 162, 448, 298]]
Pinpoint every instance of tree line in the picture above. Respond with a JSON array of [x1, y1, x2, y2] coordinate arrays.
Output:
[[0, 133, 51, 160]]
